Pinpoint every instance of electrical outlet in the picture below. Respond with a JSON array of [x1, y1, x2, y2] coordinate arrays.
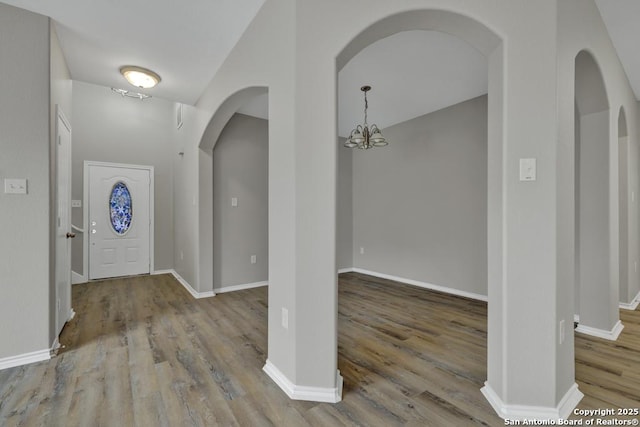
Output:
[[251, 255, 256, 264], [360, 247, 364, 255], [282, 308, 288, 329]]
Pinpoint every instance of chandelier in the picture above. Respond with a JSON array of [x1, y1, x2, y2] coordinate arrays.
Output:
[[344, 85, 388, 149]]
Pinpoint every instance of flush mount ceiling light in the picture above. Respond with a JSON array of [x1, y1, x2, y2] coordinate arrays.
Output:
[[120, 65, 161, 89], [344, 85, 388, 150]]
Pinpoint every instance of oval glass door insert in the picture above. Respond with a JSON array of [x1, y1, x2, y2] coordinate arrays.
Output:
[[109, 181, 133, 234]]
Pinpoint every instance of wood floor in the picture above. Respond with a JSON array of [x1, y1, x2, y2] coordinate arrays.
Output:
[[0, 272, 638, 426]]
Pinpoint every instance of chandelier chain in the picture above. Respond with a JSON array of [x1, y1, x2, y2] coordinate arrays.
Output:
[[364, 90, 368, 125]]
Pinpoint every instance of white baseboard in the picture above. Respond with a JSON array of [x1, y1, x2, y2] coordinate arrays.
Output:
[[575, 320, 624, 341], [153, 269, 215, 299], [619, 290, 640, 310], [72, 270, 86, 285], [481, 382, 583, 421], [619, 300, 639, 310], [344, 267, 488, 302], [0, 348, 51, 371], [263, 359, 343, 403], [214, 281, 268, 294]]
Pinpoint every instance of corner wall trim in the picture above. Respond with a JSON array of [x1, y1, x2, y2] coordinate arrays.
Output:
[[214, 281, 268, 294], [71, 271, 86, 285], [481, 382, 583, 421], [263, 360, 343, 403], [337, 268, 354, 274], [345, 267, 488, 302], [0, 348, 51, 371], [575, 320, 624, 341], [619, 290, 640, 310], [51, 337, 61, 353], [153, 269, 215, 299]]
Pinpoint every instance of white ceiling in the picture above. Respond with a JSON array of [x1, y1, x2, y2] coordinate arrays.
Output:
[[1, 0, 265, 105], [240, 30, 488, 136], [0, 0, 637, 130], [337, 30, 487, 137]]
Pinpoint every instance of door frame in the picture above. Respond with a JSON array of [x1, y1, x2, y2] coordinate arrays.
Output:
[[83, 161, 155, 280], [55, 105, 73, 337]]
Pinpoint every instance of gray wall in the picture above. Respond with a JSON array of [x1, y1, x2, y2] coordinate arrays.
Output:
[[212, 113, 268, 290], [337, 142, 353, 270], [71, 81, 175, 274], [351, 95, 488, 296], [172, 103, 202, 288], [0, 4, 51, 358]]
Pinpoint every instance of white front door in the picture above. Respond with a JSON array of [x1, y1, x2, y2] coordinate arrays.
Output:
[[87, 163, 152, 280], [55, 108, 73, 336]]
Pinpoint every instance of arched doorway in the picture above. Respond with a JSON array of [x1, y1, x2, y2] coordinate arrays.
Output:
[[213, 109, 269, 293], [574, 50, 622, 339], [336, 27, 491, 421], [334, 9, 531, 420], [338, 29, 488, 295], [617, 106, 637, 309], [197, 87, 269, 294]]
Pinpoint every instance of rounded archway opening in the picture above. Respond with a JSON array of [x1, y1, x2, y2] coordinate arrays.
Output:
[[197, 86, 269, 297], [334, 8, 504, 420], [338, 28, 488, 294], [574, 50, 618, 333]]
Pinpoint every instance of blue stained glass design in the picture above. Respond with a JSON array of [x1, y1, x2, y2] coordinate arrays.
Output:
[[110, 182, 133, 235]]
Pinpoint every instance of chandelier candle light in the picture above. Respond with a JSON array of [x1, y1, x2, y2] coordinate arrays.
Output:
[[344, 85, 388, 150]]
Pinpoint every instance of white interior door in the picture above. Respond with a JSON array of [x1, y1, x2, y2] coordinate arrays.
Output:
[[88, 163, 152, 280], [55, 108, 73, 336]]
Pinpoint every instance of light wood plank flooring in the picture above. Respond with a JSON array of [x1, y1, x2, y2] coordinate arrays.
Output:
[[0, 272, 638, 426]]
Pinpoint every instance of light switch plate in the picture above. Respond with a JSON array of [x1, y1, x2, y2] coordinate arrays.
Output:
[[71, 200, 82, 208], [519, 158, 536, 181], [4, 178, 27, 194], [231, 197, 238, 207]]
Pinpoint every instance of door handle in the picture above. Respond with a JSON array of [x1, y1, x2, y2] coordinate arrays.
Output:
[[66, 232, 76, 239]]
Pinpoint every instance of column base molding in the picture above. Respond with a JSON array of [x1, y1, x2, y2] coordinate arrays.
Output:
[[575, 320, 623, 341], [481, 382, 583, 421], [263, 359, 343, 403]]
